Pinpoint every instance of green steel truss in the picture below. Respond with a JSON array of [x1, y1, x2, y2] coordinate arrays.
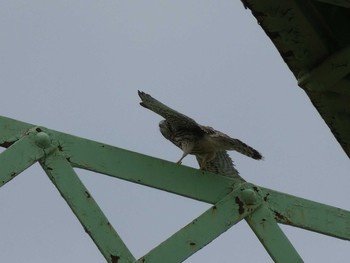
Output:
[[1, 115, 349, 262]]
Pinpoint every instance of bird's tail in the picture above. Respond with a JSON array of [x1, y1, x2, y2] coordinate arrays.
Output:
[[227, 138, 263, 160]]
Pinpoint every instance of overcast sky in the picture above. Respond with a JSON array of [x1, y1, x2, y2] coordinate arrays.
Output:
[[1, 1, 349, 262]]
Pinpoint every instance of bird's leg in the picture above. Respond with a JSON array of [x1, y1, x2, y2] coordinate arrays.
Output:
[[200, 159, 207, 170], [199, 152, 216, 170], [176, 152, 188, 165], [177, 141, 193, 165], [200, 157, 210, 170]]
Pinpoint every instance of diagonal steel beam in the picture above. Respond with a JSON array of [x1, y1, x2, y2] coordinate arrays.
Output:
[[312, 0, 350, 8], [246, 204, 303, 263], [137, 184, 261, 263], [298, 46, 350, 92], [0, 128, 54, 188], [41, 153, 136, 263]]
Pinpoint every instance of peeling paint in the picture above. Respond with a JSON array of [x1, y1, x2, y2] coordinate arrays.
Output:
[[111, 255, 120, 263], [264, 193, 270, 202], [273, 210, 292, 224], [106, 221, 114, 231], [189, 241, 196, 250], [0, 141, 14, 148], [235, 196, 245, 215]]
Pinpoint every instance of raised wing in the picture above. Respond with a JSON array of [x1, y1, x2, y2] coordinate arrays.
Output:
[[196, 151, 242, 179], [138, 91, 201, 131]]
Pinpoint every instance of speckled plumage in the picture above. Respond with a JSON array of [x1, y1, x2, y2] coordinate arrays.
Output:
[[138, 91, 263, 177]]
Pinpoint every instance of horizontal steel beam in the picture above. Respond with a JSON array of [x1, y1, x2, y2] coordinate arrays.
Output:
[[0, 116, 242, 204], [260, 187, 350, 240]]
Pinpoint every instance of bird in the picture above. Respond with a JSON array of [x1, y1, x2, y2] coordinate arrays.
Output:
[[138, 90, 263, 178]]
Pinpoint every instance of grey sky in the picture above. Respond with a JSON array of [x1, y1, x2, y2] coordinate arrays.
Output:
[[1, 1, 349, 262]]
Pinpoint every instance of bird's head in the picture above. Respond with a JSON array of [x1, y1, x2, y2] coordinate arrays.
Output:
[[159, 120, 173, 140]]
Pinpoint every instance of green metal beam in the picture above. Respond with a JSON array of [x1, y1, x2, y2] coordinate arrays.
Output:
[[298, 46, 350, 92], [0, 116, 242, 204], [0, 116, 33, 146], [137, 184, 261, 263], [246, 205, 303, 263], [313, 0, 350, 8], [41, 152, 136, 263], [1, 115, 350, 262], [54, 130, 243, 204], [0, 128, 54, 187], [243, 0, 350, 158], [260, 187, 350, 240]]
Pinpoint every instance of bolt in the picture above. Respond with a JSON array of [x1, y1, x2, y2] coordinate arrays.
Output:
[[35, 132, 51, 148], [241, 189, 257, 205]]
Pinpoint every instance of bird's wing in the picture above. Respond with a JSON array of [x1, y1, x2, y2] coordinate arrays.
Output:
[[138, 91, 202, 131], [196, 151, 242, 179], [200, 125, 263, 160]]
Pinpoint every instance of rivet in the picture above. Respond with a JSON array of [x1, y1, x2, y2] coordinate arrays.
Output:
[[35, 132, 51, 148], [241, 189, 257, 205]]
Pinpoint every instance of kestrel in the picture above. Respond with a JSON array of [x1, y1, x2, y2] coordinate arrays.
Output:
[[138, 91, 263, 177]]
